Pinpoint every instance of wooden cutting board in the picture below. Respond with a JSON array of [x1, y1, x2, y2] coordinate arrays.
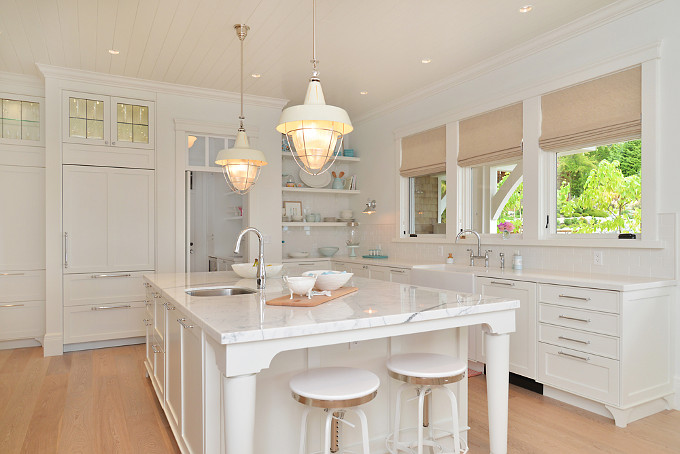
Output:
[[266, 287, 358, 307]]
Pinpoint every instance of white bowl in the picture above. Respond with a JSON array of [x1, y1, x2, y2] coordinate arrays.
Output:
[[283, 276, 317, 297], [302, 270, 353, 291], [231, 262, 284, 278], [288, 251, 310, 258]]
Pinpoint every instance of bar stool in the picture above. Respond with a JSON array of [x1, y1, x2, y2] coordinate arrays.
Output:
[[386, 353, 468, 454], [290, 366, 380, 454]]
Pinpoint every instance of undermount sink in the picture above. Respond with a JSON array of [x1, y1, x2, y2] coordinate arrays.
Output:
[[185, 286, 256, 297], [410, 264, 476, 293]]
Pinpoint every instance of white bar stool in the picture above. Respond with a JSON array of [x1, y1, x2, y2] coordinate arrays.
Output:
[[290, 366, 380, 454], [385, 353, 468, 454]]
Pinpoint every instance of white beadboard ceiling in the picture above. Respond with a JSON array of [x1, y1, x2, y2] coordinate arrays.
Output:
[[0, 0, 624, 118]]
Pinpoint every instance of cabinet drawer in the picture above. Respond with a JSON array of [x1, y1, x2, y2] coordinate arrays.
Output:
[[538, 343, 619, 405], [539, 323, 619, 360], [64, 300, 145, 344], [539, 284, 619, 313], [0, 271, 45, 302], [0, 300, 45, 341], [539, 303, 619, 337], [64, 272, 146, 307]]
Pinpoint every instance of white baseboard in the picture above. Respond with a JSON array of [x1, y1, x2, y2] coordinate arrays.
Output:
[[63, 336, 145, 352], [674, 376, 680, 410], [43, 332, 64, 356], [543, 386, 613, 419], [0, 338, 42, 351]]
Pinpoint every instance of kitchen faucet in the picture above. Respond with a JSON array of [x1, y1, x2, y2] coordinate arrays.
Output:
[[455, 229, 492, 267], [235, 227, 266, 289]]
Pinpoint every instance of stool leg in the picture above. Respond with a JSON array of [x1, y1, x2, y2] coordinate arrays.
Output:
[[354, 408, 371, 454], [393, 383, 408, 452], [299, 407, 310, 454], [324, 409, 334, 454], [417, 387, 426, 454], [441, 386, 461, 453]]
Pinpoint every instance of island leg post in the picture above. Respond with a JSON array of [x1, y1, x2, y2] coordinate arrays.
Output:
[[484, 332, 510, 454], [222, 373, 257, 453]]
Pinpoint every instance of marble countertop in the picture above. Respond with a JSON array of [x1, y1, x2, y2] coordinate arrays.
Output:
[[144, 271, 519, 346]]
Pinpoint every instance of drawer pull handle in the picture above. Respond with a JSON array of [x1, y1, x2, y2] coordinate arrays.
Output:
[[142, 318, 151, 326], [0, 272, 25, 276], [153, 293, 161, 298], [390, 269, 406, 274], [91, 304, 132, 311], [558, 314, 591, 323], [91, 273, 132, 279], [178, 318, 194, 329], [166, 304, 175, 311], [558, 350, 590, 362], [152, 345, 161, 354], [558, 294, 591, 302], [558, 335, 590, 345], [0, 303, 25, 307], [64, 232, 69, 269], [490, 281, 515, 287]]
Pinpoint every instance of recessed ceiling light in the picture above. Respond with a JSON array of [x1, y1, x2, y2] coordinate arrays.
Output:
[[251, 73, 261, 78], [360, 91, 368, 95], [519, 5, 533, 13], [421, 58, 432, 64], [108, 49, 120, 55]]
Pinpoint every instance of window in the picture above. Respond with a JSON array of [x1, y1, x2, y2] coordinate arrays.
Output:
[[410, 174, 446, 234], [556, 140, 641, 235], [1, 98, 40, 141], [187, 134, 235, 169]]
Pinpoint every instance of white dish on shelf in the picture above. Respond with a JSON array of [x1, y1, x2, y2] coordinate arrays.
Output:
[[337, 218, 354, 222], [288, 251, 310, 258], [299, 168, 331, 188]]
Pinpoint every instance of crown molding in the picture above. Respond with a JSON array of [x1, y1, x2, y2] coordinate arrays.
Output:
[[0, 70, 45, 96], [355, 0, 663, 125], [36, 64, 288, 110]]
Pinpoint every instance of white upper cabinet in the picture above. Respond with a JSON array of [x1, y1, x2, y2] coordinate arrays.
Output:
[[62, 165, 155, 273], [0, 166, 45, 271], [62, 91, 155, 168]]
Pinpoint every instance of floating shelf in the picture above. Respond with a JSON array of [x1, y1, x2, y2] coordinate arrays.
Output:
[[282, 222, 350, 227], [282, 187, 360, 194], [281, 152, 360, 162]]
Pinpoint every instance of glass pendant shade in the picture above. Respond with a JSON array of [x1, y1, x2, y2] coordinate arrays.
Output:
[[215, 129, 267, 194], [277, 79, 353, 175]]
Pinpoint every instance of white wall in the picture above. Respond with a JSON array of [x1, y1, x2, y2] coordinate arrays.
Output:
[[350, 0, 680, 407]]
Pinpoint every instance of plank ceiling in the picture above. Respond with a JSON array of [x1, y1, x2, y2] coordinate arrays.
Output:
[[0, 0, 620, 118]]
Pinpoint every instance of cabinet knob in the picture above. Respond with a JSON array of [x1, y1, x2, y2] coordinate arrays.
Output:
[[112, 141, 116, 145], [104, 140, 109, 145]]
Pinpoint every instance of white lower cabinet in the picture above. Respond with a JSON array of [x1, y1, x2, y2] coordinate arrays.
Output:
[[333, 261, 411, 283], [0, 300, 45, 341], [166, 308, 182, 430], [477, 278, 536, 379], [63, 301, 146, 344], [283, 259, 331, 275], [180, 313, 204, 454]]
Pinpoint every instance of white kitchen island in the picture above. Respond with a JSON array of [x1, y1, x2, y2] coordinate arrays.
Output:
[[144, 271, 518, 454]]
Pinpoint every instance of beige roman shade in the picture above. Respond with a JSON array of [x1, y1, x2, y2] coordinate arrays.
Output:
[[458, 103, 523, 167], [399, 126, 446, 177], [540, 66, 641, 152]]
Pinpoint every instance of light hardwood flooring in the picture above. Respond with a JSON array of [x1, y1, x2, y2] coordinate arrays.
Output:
[[1, 344, 678, 453], [0, 344, 179, 454]]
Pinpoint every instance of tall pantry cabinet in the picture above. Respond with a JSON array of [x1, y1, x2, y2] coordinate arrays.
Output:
[[59, 89, 155, 349]]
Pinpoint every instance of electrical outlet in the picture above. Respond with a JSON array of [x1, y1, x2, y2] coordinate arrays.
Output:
[[437, 246, 444, 257], [593, 250, 604, 266]]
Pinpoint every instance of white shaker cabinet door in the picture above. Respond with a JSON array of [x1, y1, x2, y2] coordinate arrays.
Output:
[[63, 165, 155, 273], [0, 166, 45, 271]]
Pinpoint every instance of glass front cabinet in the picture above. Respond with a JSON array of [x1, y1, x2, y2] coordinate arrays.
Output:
[[63, 91, 154, 150]]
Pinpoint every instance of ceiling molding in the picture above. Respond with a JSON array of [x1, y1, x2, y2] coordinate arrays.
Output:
[[0, 71, 45, 96], [355, 0, 663, 125], [36, 64, 288, 110], [174, 119, 259, 138]]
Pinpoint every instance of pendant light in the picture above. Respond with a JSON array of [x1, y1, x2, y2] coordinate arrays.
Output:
[[215, 24, 267, 194], [276, 0, 353, 175]]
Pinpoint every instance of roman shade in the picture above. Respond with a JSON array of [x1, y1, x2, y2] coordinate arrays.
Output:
[[540, 66, 641, 152], [399, 126, 446, 177], [458, 103, 523, 167]]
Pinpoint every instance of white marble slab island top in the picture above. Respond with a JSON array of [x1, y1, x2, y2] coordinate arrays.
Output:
[[144, 271, 519, 346]]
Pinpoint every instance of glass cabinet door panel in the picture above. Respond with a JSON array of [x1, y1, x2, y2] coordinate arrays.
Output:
[[118, 103, 132, 123], [87, 119, 104, 139], [70, 118, 86, 138], [118, 123, 133, 142], [87, 100, 104, 121], [3, 119, 21, 139], [132, 124, 149, 143], [69, 98, 87, 119], [133, 105, 148, 125], [2, 100, 21, 120], [21, 102, 40, 122], [22, 123, 40, 141]]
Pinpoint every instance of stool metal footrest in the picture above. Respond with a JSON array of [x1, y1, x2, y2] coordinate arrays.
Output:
[[386, 427, 469, 454]]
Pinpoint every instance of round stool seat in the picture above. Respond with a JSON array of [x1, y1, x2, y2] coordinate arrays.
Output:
[[290, 367, 380, 408], [387, 353, 466, 385]]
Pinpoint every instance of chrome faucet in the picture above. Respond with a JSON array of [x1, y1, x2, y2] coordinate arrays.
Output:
[[455, 229, 492, 267], [235, 227, 266, 289]]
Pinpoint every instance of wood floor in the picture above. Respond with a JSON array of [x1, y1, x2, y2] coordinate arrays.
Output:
[[0, 344, 179, 454], [1, 344, 679, 453]]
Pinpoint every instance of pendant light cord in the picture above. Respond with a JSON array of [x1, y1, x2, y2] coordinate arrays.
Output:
[[235, 24, 248, 130], [311, 0, 319, 77]]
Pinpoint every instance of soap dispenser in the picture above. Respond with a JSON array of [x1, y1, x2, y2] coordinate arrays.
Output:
[[446, 253, 454, 264], [512, 251, 523, 270]]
